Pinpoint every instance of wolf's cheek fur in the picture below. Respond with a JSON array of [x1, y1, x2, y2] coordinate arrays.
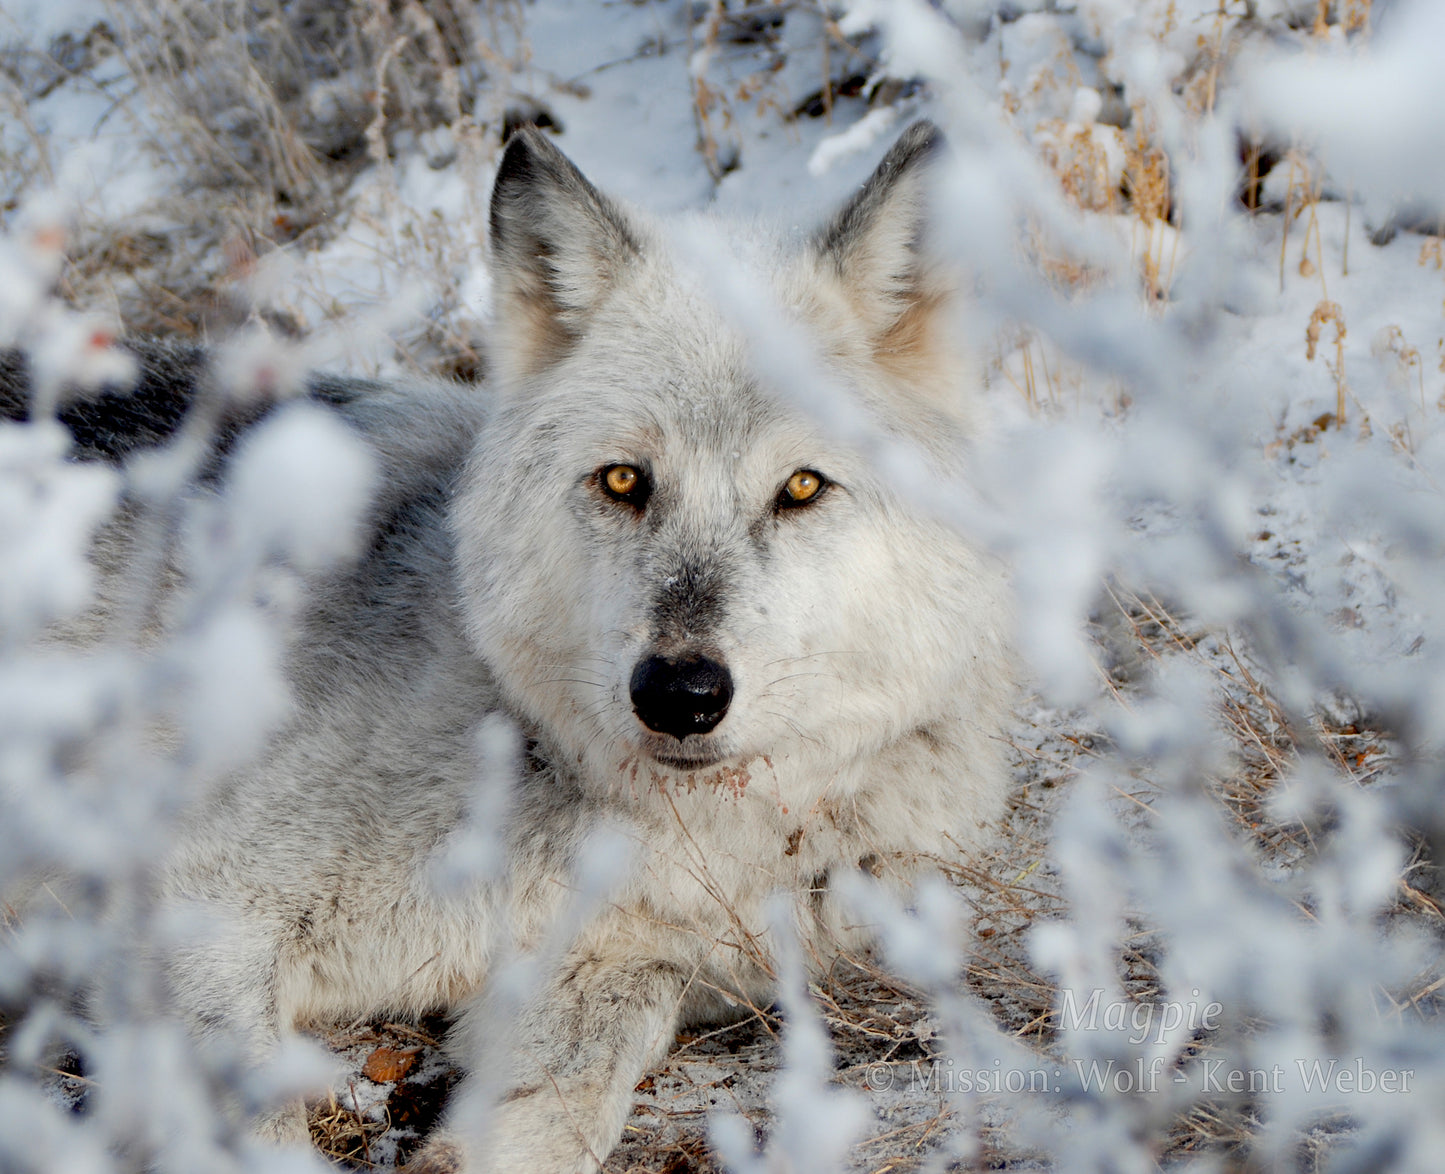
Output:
[[450, 448, 610, 752], [723, 503, 1000, 761]]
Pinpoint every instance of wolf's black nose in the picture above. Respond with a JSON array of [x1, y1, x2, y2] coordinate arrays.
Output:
[[630, 654, 733, 739]]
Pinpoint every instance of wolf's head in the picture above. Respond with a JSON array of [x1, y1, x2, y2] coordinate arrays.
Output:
[[451, 123, 1009, 800]]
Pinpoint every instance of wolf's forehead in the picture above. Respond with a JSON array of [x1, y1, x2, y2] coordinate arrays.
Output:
[[538, 275, 838, 467], [598, 381, 801, 465], [564, 328, 777, 431]]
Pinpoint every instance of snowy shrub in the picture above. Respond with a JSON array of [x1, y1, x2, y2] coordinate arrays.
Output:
[[807, 1, 1445, 1170]]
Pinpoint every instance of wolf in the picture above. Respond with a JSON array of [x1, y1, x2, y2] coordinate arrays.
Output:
[[13, 121, 1013, 1172]]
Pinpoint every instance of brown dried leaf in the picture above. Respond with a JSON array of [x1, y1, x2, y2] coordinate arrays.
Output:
[[362, 1045, 420, 1084]]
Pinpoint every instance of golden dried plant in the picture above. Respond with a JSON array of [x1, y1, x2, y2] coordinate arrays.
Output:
[[1306, 300, 1348, 426]]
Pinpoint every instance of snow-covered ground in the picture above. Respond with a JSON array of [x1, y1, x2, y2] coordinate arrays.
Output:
[[3, 1, 1444, 1171]]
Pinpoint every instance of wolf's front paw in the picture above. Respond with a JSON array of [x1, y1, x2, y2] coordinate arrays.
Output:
[[400, 1135, 466, 1174], [257, 1098, 311, 1146]]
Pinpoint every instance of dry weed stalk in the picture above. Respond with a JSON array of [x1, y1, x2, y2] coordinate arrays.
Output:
[[1036, 120, 1125, 214], [999, 332, 1061, 414], [688, 3, 733, 182], [1105, 585, 1398, 865], [1305, 300, 1348, 426], [687, 1, 812, 182], [0, 79, 58, 197], [308, 1086, 388, 1166], [85, 0, 522, 350], [1344, 0, 1372, 35], [1300, 191, 1326, 288], [1316, 0, 1373, 37], [1019, 19, 1084, 111], [1276, 151, 1330, 294], [110, 1, 327, 199], [1240, 134, 1272, 213], [1021, 214, 1106, 293], [1278, 151, 1331, 294], [1278, 153, 1297, 290], [1375, 324, 1426, 414], [1122, 114, 1176, 303], [1179, 2, 1245, 118]]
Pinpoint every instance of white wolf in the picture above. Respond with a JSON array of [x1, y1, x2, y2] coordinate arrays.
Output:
[[62, 121, 1013, 1171]]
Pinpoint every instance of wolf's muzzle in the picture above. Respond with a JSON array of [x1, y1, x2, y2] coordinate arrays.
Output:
[[629, 654, 733, 740]]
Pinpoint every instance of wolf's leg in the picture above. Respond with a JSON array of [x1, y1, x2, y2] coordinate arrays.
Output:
[[167, 930, 313, 1147], [406, 954, 686, 1174], [254, 1100, 311, 1146]]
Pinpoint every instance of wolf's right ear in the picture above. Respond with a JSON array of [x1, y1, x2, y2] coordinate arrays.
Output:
[[811, 121, 947, 368], [488, 128, 641, 379]]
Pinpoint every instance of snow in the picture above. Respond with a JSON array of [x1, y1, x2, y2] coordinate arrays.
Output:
[[0, 0, 105, 51], [1245, 0, 1445, 207], [807, 105, 900, 176], [2, 0, 1444, 1171], [227, 402, 377, 571], [0, 421, 117, 634]]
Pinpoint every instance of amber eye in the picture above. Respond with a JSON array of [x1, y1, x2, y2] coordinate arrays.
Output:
[[778, 469, 826, 509], [605, 465, 639, 495], [600, 463, 650, 507]]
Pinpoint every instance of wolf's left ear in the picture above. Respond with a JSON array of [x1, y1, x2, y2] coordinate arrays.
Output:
[[813, 121, 946, 357], [489, 127, 641, 378]]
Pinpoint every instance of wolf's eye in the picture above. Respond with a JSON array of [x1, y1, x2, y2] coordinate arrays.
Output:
[[605, 465, 639, 495], [600, 463, 650, 507], [778, 469, 826, 509]]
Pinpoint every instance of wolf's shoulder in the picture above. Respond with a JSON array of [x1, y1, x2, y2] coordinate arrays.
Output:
[[309, 365, 488, 510], [2, 336, 499, 726], [281, 369, 498, 721]]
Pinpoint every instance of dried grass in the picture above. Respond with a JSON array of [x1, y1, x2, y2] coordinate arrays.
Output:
[[310, 1087, 390, 1168], [39, 0, 525, 358], [687, 2, 882, 183], [1305, 299, 1349, 427]]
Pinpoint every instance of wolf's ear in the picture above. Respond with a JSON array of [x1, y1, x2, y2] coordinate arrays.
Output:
[[488, 128, 641, 378], [812, 121, 946, 363]]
